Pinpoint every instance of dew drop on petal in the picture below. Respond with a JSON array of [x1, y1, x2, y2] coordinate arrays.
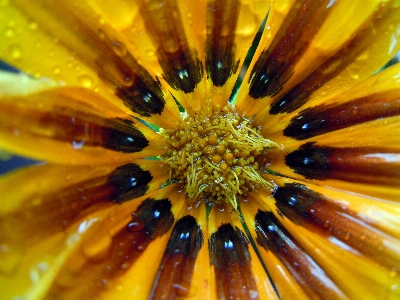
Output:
[[5, 27, 13, 37], [78, 74, 93, 88], [9, 44, 22, 60], [0, 244, 22, 275], [81, 234, 112, 263], [127, 221, 145, 232]]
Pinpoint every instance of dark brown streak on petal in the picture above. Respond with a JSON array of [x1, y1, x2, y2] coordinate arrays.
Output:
[[1, 102, 149, 153], [0, 164, 152, 245], [139, 0, 203, 93], [48, 198, 175, 299], [273, 183, 400, 270], [255, 210, 345, 299], [269, 4, 394, 114], [209, 223, 259, 300], [205, 0, 240, 87], [284, 90, 400, 140], [115, 69, 166, 117], [285, 142, 400, 185], [248, 0, 333, 99], [149, 215, 204, 300], [17, 1, 165, 117]]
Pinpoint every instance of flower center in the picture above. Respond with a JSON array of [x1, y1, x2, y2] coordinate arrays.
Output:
[[161, 103, 277, 209]]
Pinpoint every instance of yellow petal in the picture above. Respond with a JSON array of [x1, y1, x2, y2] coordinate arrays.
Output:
[[237, 0, 400, 119], [0, 74, 167, 164], [0, 0, 182, 128]]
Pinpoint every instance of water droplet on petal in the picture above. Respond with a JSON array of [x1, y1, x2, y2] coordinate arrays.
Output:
[[78, 74, 93, 88], [127, 221, 144, 232], [9, 44, 22, 60]]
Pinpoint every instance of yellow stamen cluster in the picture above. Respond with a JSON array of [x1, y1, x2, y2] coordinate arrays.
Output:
[[161, 104, 277, 209]]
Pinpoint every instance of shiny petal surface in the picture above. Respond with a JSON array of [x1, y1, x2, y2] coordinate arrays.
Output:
[[0, 73, 167, 164], [237, 0, 400, 119]]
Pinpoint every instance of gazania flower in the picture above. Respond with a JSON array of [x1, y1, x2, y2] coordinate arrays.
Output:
[[1, 0, 400, 299]]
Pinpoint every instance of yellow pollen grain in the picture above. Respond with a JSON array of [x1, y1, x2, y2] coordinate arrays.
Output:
[[161, 103, 278, 209]]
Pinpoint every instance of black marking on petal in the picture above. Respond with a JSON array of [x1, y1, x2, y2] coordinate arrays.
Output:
[[267, 3, 393, 114], [140, 0, 203, 93], [116, 72, 165, 117], [103, 118, 149, 153], [285, 142, 330, 180], [284, 92, 400, 140], [272, 184, 400, 270], [126, 198, 174, 238], [209, 223, 258, 299], [255, 210, 345, 298], [285, 143, 400, 185], [150, 215, 204, 299], [248, 0, 332, 99], [205, 0, 240, 87], [107, 163, 153, 203]]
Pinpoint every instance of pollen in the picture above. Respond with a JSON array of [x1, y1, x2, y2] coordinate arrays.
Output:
[[161, 103, 278, 209]]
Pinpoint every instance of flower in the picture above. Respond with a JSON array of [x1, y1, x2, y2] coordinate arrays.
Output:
[[1, 0, 400, 299]]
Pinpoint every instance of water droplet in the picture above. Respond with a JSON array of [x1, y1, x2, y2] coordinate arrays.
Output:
[[111, 41, 127, 57], [323, 220, 330, 228], [120, 262, 130, 270], [29, 22, 38, 30], [389, 268, 398, 278], [127, 221, 144, 232], [9, 44, 21, 60], [173, 283, 189, 297], [53, 66, 61, 75], [0, 244, 22, 275], [5, 27, 13, 37], [81, 233, 112, 263], [29, 261, 49, 283], [78, 74, 93, 88]]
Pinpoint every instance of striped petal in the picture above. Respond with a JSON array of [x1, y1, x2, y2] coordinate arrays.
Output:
[[236, 0, 400, 119], [0, 0, 181, 128], [0, 73, 167, 164]]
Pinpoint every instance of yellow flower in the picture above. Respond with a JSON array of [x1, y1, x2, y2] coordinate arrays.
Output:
[[1, 0, 400, 299]]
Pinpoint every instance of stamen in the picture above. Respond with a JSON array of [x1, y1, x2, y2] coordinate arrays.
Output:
[[161, 103, 277, 209]]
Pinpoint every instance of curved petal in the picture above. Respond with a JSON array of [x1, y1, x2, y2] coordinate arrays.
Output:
[[0, 183, 179, 299], [240, 195, 346, 299], [207, 204, 279, 299], [258, 61, 400, 143], [0, 75, 167, 164], [254, 183, 400, 299], [237, 0, 400, 119], [0, 0, 182, 128]]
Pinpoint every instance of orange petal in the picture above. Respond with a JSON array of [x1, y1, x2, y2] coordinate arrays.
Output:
[[0, 76, 167, 164], [237, 0, 400, 119]]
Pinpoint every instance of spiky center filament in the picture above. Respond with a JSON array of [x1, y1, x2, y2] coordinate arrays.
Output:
[[161, 103, 278, 209]]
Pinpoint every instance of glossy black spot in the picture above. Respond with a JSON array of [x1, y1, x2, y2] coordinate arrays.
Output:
[[209, 223, 257, 299], [164, 215, 203, 256], [248, 0, 332, 100], [286, 143, 400, 185], [107, 163, 153, 203], [255, 209, 345, 298], [209, 223, 250, 267], [127, 198, 174, 239], [267, 3, 393, 114], [149, 216, 203, 299], [103, 118, 149, 153], [284, 92, 400, 140], [140, 0, 203, 93], [116, 74, 165, 117], [285, 142, 330, 180], [205, 0, 240, 87], [272, 183, 319, 224]]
